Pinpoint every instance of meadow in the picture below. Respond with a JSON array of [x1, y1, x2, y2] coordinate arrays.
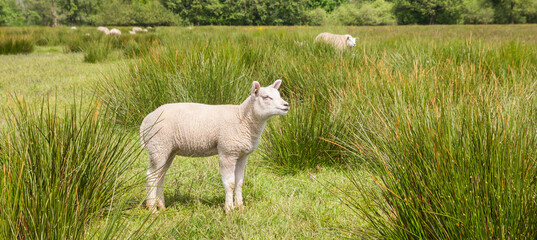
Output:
[[1, 25, 536, 239]]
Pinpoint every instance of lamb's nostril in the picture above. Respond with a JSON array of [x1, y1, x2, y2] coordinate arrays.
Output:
[[283, 102, 289, 107]]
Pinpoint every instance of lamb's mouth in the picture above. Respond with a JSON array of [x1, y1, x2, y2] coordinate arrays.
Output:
[[279, 107, 290, 112]]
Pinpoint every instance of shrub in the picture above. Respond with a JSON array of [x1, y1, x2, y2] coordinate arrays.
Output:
[[303, 7, 328, 26], [91, 0, 177, 26], [330, 1, 396, 25], [462, 0, 494, 24]]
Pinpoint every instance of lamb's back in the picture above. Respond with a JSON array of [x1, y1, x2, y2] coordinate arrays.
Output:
[[141, 103, 240, 157]]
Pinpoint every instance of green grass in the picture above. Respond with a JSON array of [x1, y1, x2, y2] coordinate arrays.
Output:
[[1, 25, 537, 239]]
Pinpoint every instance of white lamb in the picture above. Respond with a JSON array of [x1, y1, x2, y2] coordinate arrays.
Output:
[[129, 30, 136, 35], [132, 27, 143, 32], [140, 80, 289, 213], [110, 28, 121, 36], [314, 32, 358, 50], [97, 26, 110, 35], [70, 26, 77, 30]]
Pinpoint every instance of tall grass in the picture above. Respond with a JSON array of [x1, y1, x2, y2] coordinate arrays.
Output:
[[83, 40, 113, 63], [339, 38, 537, 238], [0, 97, 146, 239], [0, 35, 34, 55]]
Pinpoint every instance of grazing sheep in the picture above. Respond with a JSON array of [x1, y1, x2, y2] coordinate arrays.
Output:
[[109, 28, 121, 36], [142, 29, 148, 32], [140, 80, 289, 213], [132, 27, 143, 32], [97, 26, 110, 35], [129, 30, 136, 35], [70, 26, 77, 30], [314, 32, 358, 50]]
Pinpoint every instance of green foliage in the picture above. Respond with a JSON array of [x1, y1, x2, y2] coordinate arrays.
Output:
[[306, 0, 349, 12], [393, 0, 463, 24], [0, 97, 143, 239], [163, 0, 308, 25], [303, 7, 328, 25], [91, 0, 177, 26], [462, 0, 494, 23], [330, 1, 396, 25], [0, 0, 24, 26]]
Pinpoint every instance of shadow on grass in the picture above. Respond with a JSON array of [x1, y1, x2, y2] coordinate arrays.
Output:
[[166, 192, 224, 209]]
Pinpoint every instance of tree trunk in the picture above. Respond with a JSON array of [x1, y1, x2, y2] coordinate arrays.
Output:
[[52, 0, 58, 27], [429, 13, 435, 25]]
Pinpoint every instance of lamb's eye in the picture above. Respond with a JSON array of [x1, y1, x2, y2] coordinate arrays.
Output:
[[262, 95, 272, 100]]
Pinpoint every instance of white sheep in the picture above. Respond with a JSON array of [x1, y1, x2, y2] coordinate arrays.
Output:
[[314, 32, 358, 50], [70, 26, 77, 30], [140, 80, 289, 213], [142, 29, 148, 32], [109, 28, 121, 36], [132, 27, 143, 32], [129, 30, 136, 35], [97, 26, 110, 35]]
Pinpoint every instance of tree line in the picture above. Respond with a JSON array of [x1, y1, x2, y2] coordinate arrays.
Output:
[[1, 0, 536, 26]]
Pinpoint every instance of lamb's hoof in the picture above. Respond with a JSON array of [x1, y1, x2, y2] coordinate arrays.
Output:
[[235, 204, 245, 211], [147, 204, 166, 214], [224, 205, 234, 214]]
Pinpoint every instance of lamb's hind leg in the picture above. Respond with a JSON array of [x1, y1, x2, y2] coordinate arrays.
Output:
[[219, 153, 237, 213], [146, 152, 173, 212]]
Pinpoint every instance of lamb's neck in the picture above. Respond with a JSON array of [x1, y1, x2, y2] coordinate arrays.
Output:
[[238, 97, 267, 138]]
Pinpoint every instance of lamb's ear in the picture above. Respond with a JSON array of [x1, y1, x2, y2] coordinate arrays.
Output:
[[271, 79, 282, 90], [251, 81, 261, 96], [346, 35, 351, 40]]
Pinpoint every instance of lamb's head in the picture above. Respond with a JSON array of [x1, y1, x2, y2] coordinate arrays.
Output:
[[346, 35, 357, 47], [250, 79, 289, 119]]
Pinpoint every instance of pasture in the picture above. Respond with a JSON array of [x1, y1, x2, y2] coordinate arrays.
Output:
[[1, 25, 536, 239]]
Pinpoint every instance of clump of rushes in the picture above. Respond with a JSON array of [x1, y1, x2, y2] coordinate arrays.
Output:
[[337, 38, 537, 238], [0, 97, 143, 239], [83, 40, 112, 63], [0, 35, 34, 55], [261, 93, 349, 174]]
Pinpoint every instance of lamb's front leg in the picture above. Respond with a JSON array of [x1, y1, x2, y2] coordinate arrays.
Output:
[[219, 153, 237, 213], [234, 155, 249, 209]]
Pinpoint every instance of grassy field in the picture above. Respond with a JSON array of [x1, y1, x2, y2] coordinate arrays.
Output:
[[1, 25, 536, 239]]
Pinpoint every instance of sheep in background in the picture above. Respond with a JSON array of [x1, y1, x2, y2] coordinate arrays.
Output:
[[132, 27, 143, 32], [129, 30, 136, 35], [110, 28, 121, 36], [314, 32, 358, 50], [140, 80, 289, 213], [142, 29, 148, 32], [70, 26, 77, 30], [97, 26, 110, 35]]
